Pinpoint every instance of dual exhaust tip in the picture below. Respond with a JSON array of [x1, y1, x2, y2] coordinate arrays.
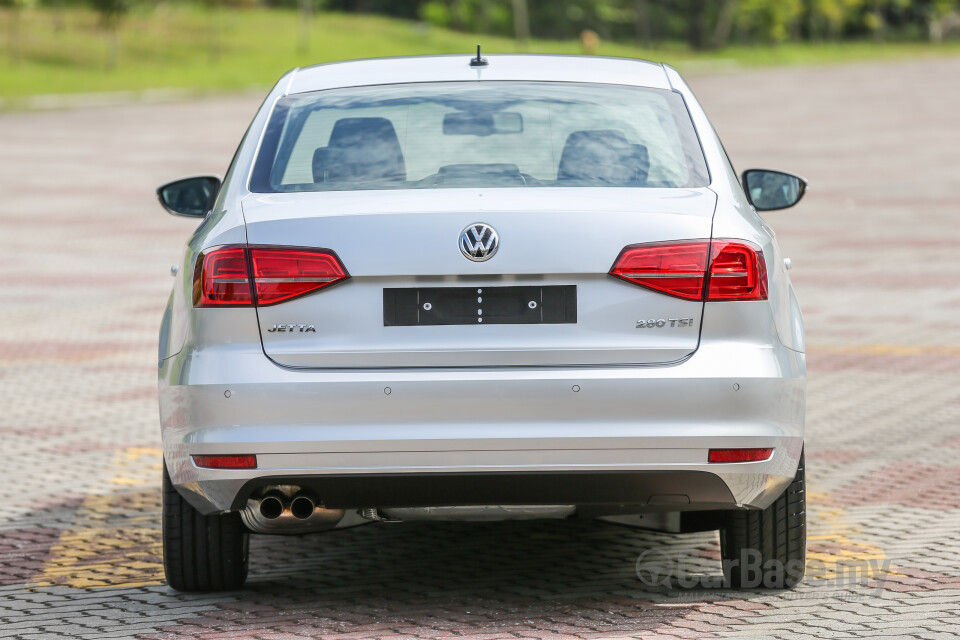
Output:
[[242, 489, 345, 534], [259, 492, 316, 520]]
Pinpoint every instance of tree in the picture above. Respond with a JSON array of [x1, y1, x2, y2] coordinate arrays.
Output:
[[51, 0, 66, 32], [202, 0, 221, 63], [511, 0, 529, 47], [687, 0, 708, 49], [88, 0, 132, 27], [319, 0, 960, 47], [734, 0, 804, 44], [298, 0, 313, 53], [634, 0, 652, 46], [87, 0, 134, 69], [2, 0, 36, 65], [928, 0, 960, 41], [713, 0, 738, 47]]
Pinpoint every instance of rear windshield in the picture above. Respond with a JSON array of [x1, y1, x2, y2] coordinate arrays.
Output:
[[250, 81, 709, 192]]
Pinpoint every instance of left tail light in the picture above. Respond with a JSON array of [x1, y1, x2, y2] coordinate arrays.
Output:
[[193, 246, 349, 307]]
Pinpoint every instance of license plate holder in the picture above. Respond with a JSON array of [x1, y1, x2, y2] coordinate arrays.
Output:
[[383, 285, 577, 326]]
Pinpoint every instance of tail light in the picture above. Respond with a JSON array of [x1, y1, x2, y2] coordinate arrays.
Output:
[[250, 248, 348, 305], [609, 241, 709, 300], [609, 240, 767, 301], [194, 246, 348, 307], [194, 247, 252, 307], [707, 241, 768, 301]]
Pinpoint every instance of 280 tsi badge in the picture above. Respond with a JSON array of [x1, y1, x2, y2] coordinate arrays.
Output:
[[637, 318, 695, 328]]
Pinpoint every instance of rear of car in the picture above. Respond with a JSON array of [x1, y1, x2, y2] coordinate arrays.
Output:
[[158, 55, 806, 592]]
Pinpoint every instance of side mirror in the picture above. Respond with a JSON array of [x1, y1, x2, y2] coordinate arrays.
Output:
[[741, 169, 807, 211], [157, 175, 222, 218]]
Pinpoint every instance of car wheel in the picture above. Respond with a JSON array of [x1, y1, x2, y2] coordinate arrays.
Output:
[[162, 463, 249, 592], [720, 451, 805, 589]]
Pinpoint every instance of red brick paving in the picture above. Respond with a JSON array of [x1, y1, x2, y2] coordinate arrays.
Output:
[[807, 350, 960, 375], [0, 527, 63, 586], [829, 463, 960, 509], [868, 568, 960, 592]]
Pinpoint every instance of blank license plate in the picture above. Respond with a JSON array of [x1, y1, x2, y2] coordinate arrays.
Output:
[[383, 285, 577, 326]]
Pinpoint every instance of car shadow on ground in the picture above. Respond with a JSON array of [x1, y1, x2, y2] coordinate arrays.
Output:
[[8, 455, 793, 638], [220, 519, 731, 634], [9, 469, 810, 636]]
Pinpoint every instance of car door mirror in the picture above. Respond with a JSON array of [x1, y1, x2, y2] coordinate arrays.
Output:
[[741, 169, 807, 211], [157, 175, 222, 218]]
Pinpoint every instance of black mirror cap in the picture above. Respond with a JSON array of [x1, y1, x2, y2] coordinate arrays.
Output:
[[741, 169, 808, 212], [157, 175, 223, 218]]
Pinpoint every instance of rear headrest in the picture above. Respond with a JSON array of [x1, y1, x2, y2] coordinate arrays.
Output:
[[557, 130, 649, 185], [313, 117, 406, 184]]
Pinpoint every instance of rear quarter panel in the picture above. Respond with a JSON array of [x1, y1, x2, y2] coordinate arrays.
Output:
[[158, 71, 296, 363], [664, 65, 804, 354]]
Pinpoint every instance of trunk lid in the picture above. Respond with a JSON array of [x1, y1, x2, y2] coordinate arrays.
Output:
[[242, 187, 716, 368]]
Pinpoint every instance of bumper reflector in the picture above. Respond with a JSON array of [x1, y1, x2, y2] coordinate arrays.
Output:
[[708, 448, 773, 463], [192, 455, 257, 469]]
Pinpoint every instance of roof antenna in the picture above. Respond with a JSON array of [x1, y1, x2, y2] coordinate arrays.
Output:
[[470, 44, 488, 67]]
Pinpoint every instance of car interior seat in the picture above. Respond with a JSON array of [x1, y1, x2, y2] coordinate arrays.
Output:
[[557, 130, 649, 186], [313, 117, 406, 185]]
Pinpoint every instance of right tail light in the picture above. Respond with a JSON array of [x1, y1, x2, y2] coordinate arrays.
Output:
[[706, 240, 768, 301], [610, 239, 767, 301]]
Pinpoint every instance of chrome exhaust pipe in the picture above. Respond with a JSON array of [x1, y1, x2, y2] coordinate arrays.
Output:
[[242, 486, 347, 534], [290, 494, 315, 520], [259, 493, 285, 520]]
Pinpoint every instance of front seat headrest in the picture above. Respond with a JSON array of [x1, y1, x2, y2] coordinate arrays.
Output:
[[557, 129, 649, 185], [313, 117, 406, 184]]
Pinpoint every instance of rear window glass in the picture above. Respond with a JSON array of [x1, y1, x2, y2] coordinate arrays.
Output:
[[250, 81, 709, 192]]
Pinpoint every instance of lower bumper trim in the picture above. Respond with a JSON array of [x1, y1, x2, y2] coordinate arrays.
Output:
[[229, 470, 737, 513]]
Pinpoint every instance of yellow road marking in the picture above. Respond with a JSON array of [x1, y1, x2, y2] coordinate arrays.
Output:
[[27, 448, 906, 590], [805, 489, 939, 589], [29, 448, 165, 589], [809, 344, 960, 357], [805, 490, 888, 583]]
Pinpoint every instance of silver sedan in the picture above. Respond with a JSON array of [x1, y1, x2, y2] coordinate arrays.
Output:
[[157, 52, 807, 592]]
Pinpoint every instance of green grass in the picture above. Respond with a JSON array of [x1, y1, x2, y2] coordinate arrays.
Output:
[[1, 6, 959, 102]]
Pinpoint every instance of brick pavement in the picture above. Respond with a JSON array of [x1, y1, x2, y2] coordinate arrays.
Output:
[[1, 56, 959, 638]]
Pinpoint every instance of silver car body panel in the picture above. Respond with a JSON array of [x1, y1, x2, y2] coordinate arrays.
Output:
[[244, 188, 715, 368], [159, 301, 804, 514], [283, 55, 674, 95], [159, 55, 805, 519]]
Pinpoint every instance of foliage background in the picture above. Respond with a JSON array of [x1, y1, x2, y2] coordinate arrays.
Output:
[[248, 0, 960, 46], [0, 0, 958, 101]]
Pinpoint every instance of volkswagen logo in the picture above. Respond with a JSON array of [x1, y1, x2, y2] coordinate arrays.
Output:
[[459, 223, 499, 262]]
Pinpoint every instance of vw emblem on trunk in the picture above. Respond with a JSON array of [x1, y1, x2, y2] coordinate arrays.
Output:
[[459, 223, 499, 262]]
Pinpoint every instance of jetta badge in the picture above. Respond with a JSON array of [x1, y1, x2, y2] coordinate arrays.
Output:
[[459, 223, 499, 262], [267, 324, 316, 333]]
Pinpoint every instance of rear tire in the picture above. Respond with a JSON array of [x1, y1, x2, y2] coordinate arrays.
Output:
[[162, 463, 249, 592], [720, 451, 806, 589]]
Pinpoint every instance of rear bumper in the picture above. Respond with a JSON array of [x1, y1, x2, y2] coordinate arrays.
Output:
[[230, 470, 738, 513], [159, 339, 805, 515]]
